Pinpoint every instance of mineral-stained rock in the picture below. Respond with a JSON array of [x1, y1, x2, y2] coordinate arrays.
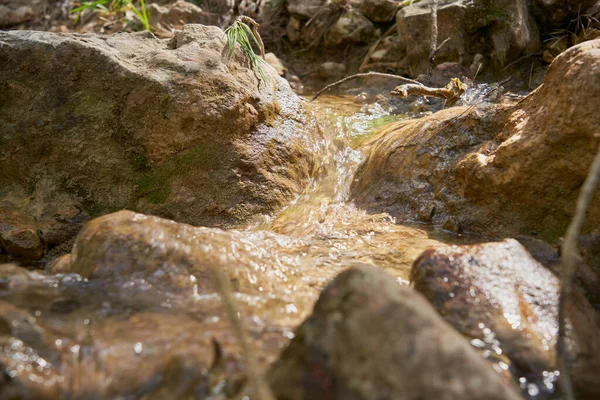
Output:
[[0, 25, 321, 255], [268, 265, 522, 400], [351, 39, 600, 241], [396, 0, 540, 75], [411, 239, 600, 399]]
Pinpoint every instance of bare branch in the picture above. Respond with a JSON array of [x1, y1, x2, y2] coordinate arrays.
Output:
[[426, 0, 439, 85], [311, 72, 422, 101], [239, 15, 265, 60], [558, 143, 600, 400]]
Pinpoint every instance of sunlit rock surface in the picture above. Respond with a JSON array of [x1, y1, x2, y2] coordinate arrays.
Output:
[[351, 39, 600, 241], [0, 25, 321, 258], [412, 239, 600, 399], [268, 265, 523, 400]]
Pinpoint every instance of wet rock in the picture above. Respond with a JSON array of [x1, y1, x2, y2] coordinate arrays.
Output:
[[0, 26, 320, 254], [268, 265, 522, 400], [411, 239, 600, 399], [351, 39, 600, 240], [0, 0, 42, 27], [318, 61, 347, 80], [45, 254, 72, 274], [0, 208, 43, 261], [325, 9, 375, 48], [396, 0, 540, 75], [147, 0, 219, 31], [287, 0, 326, 19], [360, 0, 401, 23]]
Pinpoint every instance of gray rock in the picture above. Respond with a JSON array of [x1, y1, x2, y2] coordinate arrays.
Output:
[[318, 61, 347, 80], [268, 264, 523, 400], [287, 0, 326, 19], [325, 9, 376, 48], [0, 0, 42, 27], [396, 0, 540, 75]]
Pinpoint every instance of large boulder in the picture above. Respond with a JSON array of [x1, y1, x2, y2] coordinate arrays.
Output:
[[396, 0, 540, 75], [411, 239, 600, 399], [268, 265, 522, 400], [351, 39, 600, 241], [324, 9, 376, 48], [0, 26, 320, 257]]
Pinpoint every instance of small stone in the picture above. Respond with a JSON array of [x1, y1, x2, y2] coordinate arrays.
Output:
[[318, 62, 347, 80]]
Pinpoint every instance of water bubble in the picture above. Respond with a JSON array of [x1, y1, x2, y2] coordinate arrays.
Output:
[[134, 342, 143, 354]]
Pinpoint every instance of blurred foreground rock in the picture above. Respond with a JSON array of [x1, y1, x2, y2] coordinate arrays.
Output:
[[268, 265, 522, 400]]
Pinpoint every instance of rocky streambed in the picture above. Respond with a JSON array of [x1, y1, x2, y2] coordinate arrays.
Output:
[[0, 23, 599, 400]]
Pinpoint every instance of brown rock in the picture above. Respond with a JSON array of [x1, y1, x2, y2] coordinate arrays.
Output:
[[411, 239, 600, 399], [0, 208, 43, 260], [351, 39, 600, 241], [0, 26, 321, 255], [268, 265, 523, 400]]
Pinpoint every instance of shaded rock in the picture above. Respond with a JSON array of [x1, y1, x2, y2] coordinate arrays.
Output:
[[411, 239, 600, 399], [396, 0, 540, 76], [318, 61, 347, 80], [287, 0, 326, 19], [286, 15, 302, 43], [0, 26, 320, 255], [531, 0, 597, 32], [147, 0, 220, 31], [0, 0, 42, 27], [45, 254, 72, 274], [360, 0, 401, 23], [268, 265, 522, 400], [0, 208, 43, 260], [429, 61, 472, 86], [351, 39, 600, 241], [325, 9, 375, 48]]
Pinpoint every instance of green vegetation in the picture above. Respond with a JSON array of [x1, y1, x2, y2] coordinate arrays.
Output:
[[71, 0, 150, 31], [225, 17, 267, 83]]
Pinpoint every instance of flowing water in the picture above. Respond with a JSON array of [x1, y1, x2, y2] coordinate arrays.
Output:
[[0, 95, 475, 399]]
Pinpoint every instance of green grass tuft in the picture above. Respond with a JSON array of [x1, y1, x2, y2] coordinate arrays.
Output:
[[224, 19, 267, 83], [71, 0, 150, 31]]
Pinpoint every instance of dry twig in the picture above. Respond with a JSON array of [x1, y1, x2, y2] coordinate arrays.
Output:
[[390, 78, 466, 101], [558, 144, 600, 400], [360, 23, 398, 72], [311, 72, 422, 101], [426, 0, 439, 84]]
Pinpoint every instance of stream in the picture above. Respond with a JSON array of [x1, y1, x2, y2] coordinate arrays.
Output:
[[1, 94, 492, 399]]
